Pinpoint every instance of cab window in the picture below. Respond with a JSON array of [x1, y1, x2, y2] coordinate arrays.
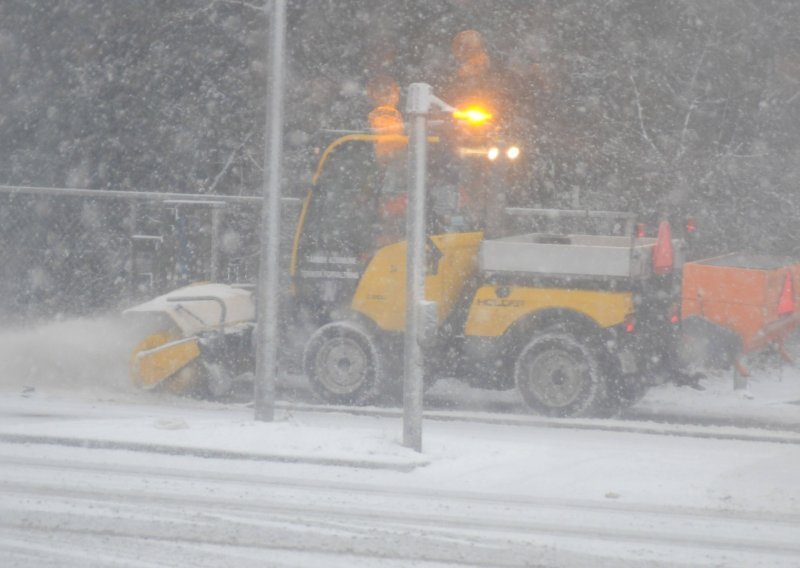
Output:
[[306, 141, 380, 257]]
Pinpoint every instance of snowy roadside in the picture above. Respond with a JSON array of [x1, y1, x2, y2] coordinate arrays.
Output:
[[2, 392, 800, 515], [629, 368, 800, 429], [426, 367, 800, 431], [0, 394, 429, 471], [4, 420, 800, 568], [0, 316, 798, 465]]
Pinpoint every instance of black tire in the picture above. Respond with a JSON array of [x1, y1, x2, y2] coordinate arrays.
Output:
[[303, 321, 384, 405], [514, 331, 607, 417]]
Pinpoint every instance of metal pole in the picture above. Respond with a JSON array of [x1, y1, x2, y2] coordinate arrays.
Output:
[[254, 0, 287, 422], [128, 201, 138, 298], [210, 206, 222, 281], [0, 184, 301, 206], [403, 84, 431, 452]]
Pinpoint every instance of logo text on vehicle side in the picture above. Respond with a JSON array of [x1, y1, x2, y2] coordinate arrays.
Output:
[[476, 298, 524, 308]]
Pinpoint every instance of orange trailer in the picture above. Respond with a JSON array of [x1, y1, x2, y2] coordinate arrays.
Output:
[[681, 253, 800, 380]]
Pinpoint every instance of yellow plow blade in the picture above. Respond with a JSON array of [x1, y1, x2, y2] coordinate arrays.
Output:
[[129, 331, 201, 390]]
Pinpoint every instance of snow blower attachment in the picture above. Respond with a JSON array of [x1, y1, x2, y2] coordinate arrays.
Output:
[[125, 283, 256, 396]]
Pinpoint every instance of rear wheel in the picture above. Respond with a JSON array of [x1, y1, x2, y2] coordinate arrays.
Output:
[[514, 331, 607, 417], [304, 321, 384, 405]]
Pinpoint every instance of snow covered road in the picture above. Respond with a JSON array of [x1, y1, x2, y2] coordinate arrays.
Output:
[[3, 442, 800, 568], [2, 398, 800, 567]]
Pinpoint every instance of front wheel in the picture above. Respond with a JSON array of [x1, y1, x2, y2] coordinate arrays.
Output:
[[303, 321, 384, 405], [514, 332, 607, 417]]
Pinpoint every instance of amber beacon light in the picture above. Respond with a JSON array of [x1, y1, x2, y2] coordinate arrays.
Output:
[[452, 106, 492, 125]]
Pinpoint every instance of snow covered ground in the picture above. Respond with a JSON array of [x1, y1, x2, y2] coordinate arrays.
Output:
[[1, 316, 799, 566]]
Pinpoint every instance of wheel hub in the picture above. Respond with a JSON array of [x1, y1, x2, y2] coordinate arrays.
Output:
[[525, 349, 586, 408], [316, 337, 368, 394]]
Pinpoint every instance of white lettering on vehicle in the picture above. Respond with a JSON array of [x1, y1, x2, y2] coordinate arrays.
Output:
[[299, 269, 360, 279], [306, 256, 359, 265]]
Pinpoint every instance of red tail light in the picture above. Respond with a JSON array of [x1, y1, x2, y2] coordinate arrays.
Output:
[[652, 221, 674, 275], [669, 303, 680, 324], [624, 315, 636, 333], [686, 216, 697, 234], [636, 223, 646, 238], [777, 272, 795, 316]]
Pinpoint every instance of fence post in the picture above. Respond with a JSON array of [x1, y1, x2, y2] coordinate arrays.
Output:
[[210, 205, 222, 281]]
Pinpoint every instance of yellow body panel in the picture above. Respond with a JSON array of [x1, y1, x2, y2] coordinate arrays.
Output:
[[464, 286, 634, 337], [129, 331, 201, 389], [352, 232, 484, 331]]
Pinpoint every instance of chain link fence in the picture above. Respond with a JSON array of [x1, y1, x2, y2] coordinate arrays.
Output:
[[0, 186, 301, 324]]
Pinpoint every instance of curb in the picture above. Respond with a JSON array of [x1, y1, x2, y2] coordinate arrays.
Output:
[[276, 402, 800, 445], [0, 433, 428, 473]]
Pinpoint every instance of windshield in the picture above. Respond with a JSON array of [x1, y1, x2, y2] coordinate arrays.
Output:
[[377, 138, 508, 235]]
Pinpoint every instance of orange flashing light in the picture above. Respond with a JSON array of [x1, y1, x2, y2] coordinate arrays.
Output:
[[453, 107, 492, 125]]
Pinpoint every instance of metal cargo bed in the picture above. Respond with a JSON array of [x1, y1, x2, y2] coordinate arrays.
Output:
[[480, 233, 658, 279]]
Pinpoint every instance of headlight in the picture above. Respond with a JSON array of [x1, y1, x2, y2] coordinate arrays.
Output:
[[487, 147, 500, 161], [506, 146, 521, 160]]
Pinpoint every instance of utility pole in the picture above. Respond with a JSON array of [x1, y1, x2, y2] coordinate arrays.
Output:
[[403, 84, 429, 452], [255, 0, 287, 421], [403, 84, 456, 451]]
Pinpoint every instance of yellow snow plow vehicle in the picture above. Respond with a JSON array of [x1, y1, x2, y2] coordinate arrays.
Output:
[[125, 132, 684, 417]]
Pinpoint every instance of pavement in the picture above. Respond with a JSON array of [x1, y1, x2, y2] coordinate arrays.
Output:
[[0, 392, 432, 472]]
